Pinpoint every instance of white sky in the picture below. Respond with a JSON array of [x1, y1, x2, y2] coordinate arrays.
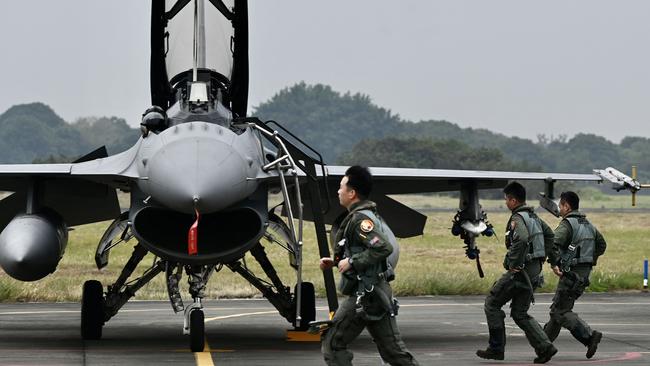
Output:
[[1, 1, 648, 142]]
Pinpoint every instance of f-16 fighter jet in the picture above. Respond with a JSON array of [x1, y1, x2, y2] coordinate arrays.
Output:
[[0, 0, 642, 352]]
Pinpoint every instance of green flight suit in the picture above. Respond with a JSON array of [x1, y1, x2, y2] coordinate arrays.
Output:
[[543, 211, 607, 345], [322, 200, 419, 366], [483, 205, 555, 356]]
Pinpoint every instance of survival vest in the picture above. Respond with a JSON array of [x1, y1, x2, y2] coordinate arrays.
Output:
[[338, 209, 399, 295], [515, 211, 546, 261], [562, 217, 596, 265]]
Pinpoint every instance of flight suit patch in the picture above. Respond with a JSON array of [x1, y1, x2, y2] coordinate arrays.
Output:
[[360, 219, 374, 233]]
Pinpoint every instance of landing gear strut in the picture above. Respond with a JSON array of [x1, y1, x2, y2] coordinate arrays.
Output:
[[182, 265, 214, 352], [81, 243, 164, 341]]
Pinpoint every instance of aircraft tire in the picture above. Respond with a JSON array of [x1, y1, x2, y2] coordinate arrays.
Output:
[[189, 309, 205, 352], [81, 280, 104, 340], [293, 282, 316, 331]]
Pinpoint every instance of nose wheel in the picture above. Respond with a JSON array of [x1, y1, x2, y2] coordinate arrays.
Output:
[[189, 309, 205, 352], [184, 300, 205, 352]]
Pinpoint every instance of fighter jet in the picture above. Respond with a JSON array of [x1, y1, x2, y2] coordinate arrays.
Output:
[[0, 0, 643, 352]]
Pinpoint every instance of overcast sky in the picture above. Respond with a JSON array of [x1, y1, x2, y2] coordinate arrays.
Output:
[[1, 1, 648, 142]]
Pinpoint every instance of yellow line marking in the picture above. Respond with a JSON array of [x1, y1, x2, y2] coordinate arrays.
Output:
[[204, 310, 277, 323], [194, 339, 215, 366], [197, 311, 278, 366]]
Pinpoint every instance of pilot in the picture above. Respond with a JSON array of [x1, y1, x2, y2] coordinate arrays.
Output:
[[477, 181, 558, 364], [319, 165, 419, 366], [543, 191, 606, 359]]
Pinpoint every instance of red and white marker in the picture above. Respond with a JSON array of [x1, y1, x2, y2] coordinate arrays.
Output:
[[188, 208, 200, 255]]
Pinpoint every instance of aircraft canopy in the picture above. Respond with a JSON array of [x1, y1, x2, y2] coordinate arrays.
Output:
[[164, 0, 235, 83]]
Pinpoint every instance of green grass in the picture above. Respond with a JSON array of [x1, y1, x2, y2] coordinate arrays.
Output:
[[1, 196, 649, 302]]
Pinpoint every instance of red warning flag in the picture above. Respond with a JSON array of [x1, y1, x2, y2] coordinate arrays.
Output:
[[188, 209, 200, 255]]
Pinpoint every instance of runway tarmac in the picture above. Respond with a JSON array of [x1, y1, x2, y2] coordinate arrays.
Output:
[[1, 293, 649, 365]]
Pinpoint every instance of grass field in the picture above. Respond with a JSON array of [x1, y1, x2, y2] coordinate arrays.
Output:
[[1, 194, 649, 302]]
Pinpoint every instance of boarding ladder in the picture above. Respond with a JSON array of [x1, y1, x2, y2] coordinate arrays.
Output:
[[236, 117, 339, 326]]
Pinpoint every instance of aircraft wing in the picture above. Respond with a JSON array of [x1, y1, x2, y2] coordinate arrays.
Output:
[[0, 144, 141, 228], [325, 166, 603, 194], [295, 165, 637, 239]]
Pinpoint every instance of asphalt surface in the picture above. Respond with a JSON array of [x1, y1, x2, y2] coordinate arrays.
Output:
[[1, 293, 649, 365]]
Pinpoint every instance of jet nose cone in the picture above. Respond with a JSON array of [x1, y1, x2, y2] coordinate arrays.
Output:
[[145, 136, 254, 213]]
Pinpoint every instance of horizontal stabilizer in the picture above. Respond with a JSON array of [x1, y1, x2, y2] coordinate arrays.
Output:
[[298, 190, 426, 238], [372, 194, 426, 238]]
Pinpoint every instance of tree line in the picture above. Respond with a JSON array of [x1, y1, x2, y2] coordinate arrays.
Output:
[[255, 83, 650, 181], [2, 86, 649, 184]]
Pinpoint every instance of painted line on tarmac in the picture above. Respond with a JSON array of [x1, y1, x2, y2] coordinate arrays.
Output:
[[204, 310, 278, 323], [479, 322, 520, 330], [199, 310, 277, 366], [195, 340, 215, 366], [0, 310, 79, 315], [0, 307, 275, 316], [398, 302, 650, 307], [477, 352, 642, 365], [2, 301, 648, 316], [482, 322, 650, 335], [0, 309, 176, 315], [588, 323, 650, 327]]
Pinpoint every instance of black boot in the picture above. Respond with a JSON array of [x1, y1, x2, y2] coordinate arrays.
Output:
[[476, 348, 504, 360], [477, 328, 505, 360], [586, 331, 602, 359], [533, 344, 558, 364]]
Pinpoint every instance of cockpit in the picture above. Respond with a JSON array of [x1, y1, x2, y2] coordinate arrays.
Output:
[[144, 0, 248, 133]]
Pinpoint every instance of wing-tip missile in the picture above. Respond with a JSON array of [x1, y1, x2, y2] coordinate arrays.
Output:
[[593, 167, 641, 192], [594, 166, 650, 207]]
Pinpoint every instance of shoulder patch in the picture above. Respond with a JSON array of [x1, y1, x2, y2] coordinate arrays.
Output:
[[360, 219, 374, 233]]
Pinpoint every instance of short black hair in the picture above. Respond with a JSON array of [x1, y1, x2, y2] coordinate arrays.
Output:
[[560, 191, 580, 210], [503, 181, 526, 202], [345, 165, 372, 200]]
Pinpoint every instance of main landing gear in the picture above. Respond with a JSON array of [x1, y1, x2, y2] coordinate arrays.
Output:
[[81, 280, 104, 340]]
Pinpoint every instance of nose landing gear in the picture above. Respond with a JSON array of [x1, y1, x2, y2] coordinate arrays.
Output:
[[184, 300, 205, 352]]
